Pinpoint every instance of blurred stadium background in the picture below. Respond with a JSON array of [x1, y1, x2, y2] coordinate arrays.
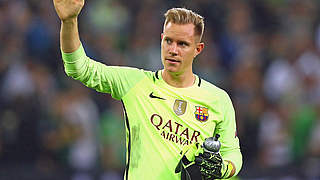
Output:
[[0, 0, 320, 179]]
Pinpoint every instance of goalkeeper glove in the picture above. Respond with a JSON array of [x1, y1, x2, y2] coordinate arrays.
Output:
[[195, 152, 233, 179], [175, 143, 203, 180]]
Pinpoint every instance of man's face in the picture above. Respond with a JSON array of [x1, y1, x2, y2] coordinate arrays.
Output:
[[161, 22, 204, 75]]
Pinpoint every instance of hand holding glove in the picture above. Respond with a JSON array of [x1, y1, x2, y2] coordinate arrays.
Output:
[[175, 134, 234, 180], [195, 134, 234, 179], [195, 152, 233, 179]]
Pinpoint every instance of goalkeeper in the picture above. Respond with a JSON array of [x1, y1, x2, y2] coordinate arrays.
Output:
[[53, 0, 242, 179]]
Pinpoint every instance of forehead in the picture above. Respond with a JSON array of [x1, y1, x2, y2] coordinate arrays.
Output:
[[163, 22, 196, 41]]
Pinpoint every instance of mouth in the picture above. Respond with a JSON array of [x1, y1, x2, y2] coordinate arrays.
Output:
[[165, 58, 181, 63]]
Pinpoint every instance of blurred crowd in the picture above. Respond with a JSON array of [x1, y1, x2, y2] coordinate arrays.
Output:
[[0, 0, 320, 179]]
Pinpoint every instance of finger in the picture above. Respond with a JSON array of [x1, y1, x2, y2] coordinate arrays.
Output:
[[203, 152, 211, 158], [204, 153, 222, 164], [199, 167, 215, 177], [195, 156, 203, 164], [199, 165, 221, 179], [211, 155, 222, 164], [200, 159, 219, 170]]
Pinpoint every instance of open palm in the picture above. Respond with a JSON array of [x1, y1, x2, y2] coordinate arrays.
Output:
[[53, 0, 85, 21]]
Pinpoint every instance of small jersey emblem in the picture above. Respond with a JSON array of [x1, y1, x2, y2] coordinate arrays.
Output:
[[195, 106, 209, 122], [173, 99, 187, 116], [149, 92, 166, 100]]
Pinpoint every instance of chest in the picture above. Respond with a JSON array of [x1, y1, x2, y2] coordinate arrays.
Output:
[[124, 82, 223, 143]]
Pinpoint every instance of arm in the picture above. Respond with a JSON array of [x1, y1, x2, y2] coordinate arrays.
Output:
[[194, 92, 242, 179], [53, 0, 146, 100], [215, 93, 242, 177], [60, 18, 81, 53], [53, 0, 84, 53]]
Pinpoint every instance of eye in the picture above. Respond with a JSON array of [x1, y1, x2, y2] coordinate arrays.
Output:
[[178, 41, 189, 47], [165, 38, 172, 44]]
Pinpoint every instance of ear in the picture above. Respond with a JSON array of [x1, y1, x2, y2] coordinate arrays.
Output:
[[194, 42, 204, 57], [161, 33, 164, 40]]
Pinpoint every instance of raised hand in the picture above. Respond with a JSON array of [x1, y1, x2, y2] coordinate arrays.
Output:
[[53, 0, 85, 22]]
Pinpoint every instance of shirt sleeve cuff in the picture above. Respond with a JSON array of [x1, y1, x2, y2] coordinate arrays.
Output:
[[223, 152, 242, 176], [61, 44, 85, 63]]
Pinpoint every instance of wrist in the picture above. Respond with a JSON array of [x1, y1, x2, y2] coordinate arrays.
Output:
[[61, 18, 78, 24], [221, 160, 235, 178]]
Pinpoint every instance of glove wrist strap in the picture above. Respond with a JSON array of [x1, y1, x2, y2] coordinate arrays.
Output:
[[221, 161, 233, 179]]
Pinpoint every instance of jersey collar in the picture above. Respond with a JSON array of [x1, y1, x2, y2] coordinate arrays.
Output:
[[155, 70, 201, 88]]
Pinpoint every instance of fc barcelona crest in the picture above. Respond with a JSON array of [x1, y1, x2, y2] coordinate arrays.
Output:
[[195, 106, 209, 122]]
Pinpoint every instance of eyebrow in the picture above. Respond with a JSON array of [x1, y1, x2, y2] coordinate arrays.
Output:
[[177, 40, 190, 46], [164, 36, 191, 45]]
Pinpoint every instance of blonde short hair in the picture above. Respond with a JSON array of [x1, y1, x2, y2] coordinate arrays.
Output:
[[164, 8, 204, 41]]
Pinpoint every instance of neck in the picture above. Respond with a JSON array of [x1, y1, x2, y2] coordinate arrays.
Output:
[[162, 70, 195, 88]]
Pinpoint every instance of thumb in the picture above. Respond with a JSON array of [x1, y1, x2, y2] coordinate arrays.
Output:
[[184, 143, 201, 162], [194, 156, 203, 164]]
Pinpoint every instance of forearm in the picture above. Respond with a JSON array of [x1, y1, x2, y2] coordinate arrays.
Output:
[[60, 18, 81, 53]]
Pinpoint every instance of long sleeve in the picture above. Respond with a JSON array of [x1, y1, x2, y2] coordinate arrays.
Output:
[[61, 44, 146, 100]]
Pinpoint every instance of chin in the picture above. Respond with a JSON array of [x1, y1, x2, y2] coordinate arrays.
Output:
[[164, 68, 183, 76], [164, 67, 178, 73]]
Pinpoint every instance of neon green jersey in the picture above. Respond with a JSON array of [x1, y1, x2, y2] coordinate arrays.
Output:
[[62, 45, 242, 180]]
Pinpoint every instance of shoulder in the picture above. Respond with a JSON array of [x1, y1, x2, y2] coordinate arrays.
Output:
[[110, 66, 155, 78], [141, 69, 156, 79], [199, 78, 230, 100], [121, 68, 161, 84], [141, 69, 162, 83]]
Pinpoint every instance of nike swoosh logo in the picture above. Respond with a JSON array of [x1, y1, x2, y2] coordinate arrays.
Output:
[[149, 92, 166, 100]]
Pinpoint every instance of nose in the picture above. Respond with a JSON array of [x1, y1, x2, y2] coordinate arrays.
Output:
[[168, 43, 178, 56]]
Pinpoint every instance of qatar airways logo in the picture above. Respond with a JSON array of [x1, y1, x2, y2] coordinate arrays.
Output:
[[150, 114, 200, 146]]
